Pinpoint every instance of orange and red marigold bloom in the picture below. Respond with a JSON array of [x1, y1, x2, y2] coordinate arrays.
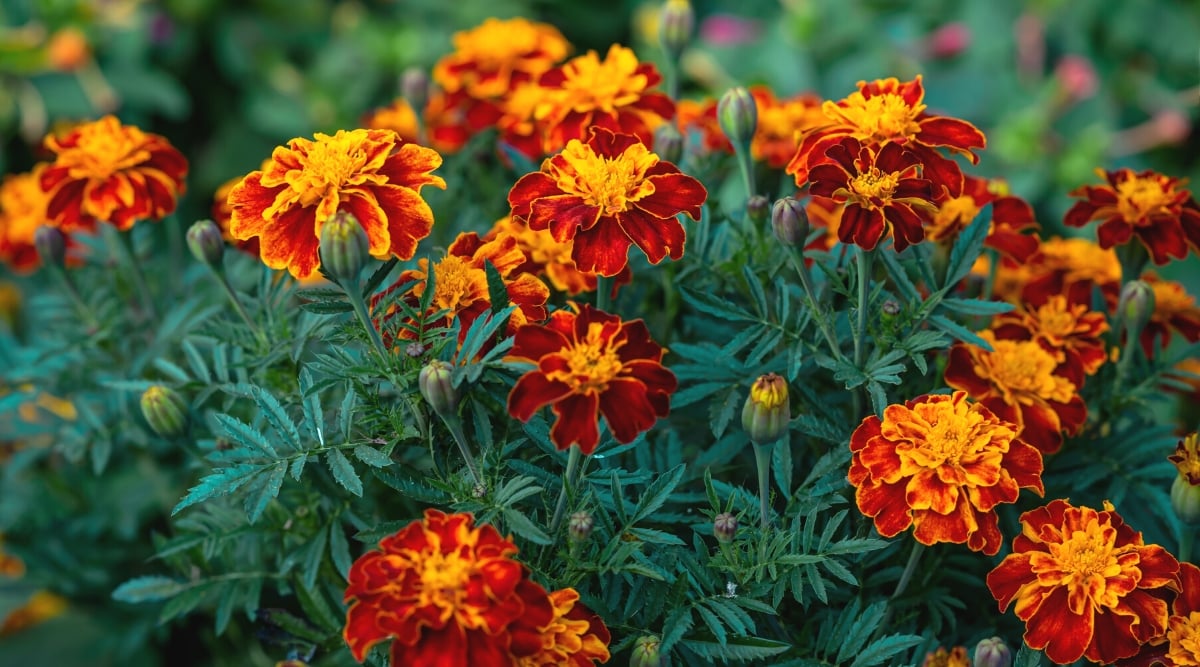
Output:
[[506, 305, 676, 454], [518, 588, 611, 667], [484, 216, 631, 296], [990, 295, 1110, 388], [807, 137, 935, 252], [228, 128, 446, 280], [986, 499, 1180, 665], [848, 391, 1044, 555], [433, 18, 570, 103], [749, 86, 826, 169], [926, 173, 1041, 264], [1012, 236, 1123, 308], [1138, 272, 1200, 358], [507, 127, 706, 278], [40, 115, 188, 232], [0, 164, 54, 273], [1064, 168, 1200, 265]]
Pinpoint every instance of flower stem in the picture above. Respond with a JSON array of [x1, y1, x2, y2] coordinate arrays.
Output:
[[550, 444, 583, 536], [753, 443, 773, 529], [787, 248, 842, 360], [343, 277, 390, 361], [49, 266, 100, 332], [1180, 525, 1195, 564], [1117, 241, 1148, 283], [211, 270, 265, 343], [109, 226, 158, 322], [877, 540, 926, 636], [443, 414, 483, 488], [734, 145, 757, 202], [852, 248, 875, 416], [595, 275, 613, 313]]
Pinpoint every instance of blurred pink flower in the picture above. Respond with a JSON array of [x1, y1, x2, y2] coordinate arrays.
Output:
[[926, 22, 971, 59], [700, 14, 762, 46], [1014, 13, 1044, 80], [1055, 55, 1098, 102]]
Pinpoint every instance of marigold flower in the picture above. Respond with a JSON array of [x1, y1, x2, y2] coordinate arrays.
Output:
[[536, 45, 675, 153], [1017, 236, 1122, 308], [40, 115, 188, 232], [786, 75, 986, 187], [484, 216, 630, 296], [1164, 562, 1200, 665], [0, 164, 55, 273], [228, 129, 446, 280], [742, 373, 790, 446], [507, 127, 706, 277], [944, 330, 1086, 454], [506, 305, 676, 454], [1139, 272, 1200, 358], [848, 391, 1044, 555], [1169, 433, 1200, 486], [986, 499, 1180, 665], [361, 98, 422, 144], [212, 159, 272, 257], [517, 588, 611, 666], [422, 90, 477, 155], [750, 86, 825, 169], [0, 533, 24, 578], [495, 81, 555, 164], [922, 646, 970, 667], [0, 590, 67, 637], [343, 509, 553, 666], [926, 173, 1040, 263], [432, 18, 569, 102], [676, 98, 733, 154], [991, 295, 1109, 387], [807, 137, 935, 252], [1064, 168, 1200, 265]]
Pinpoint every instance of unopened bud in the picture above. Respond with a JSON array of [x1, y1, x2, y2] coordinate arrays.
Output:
[[746, 195, 769, 225], [400, 67, 429, 113], [973, 637, 1012, 667], [770, 197, 808, 246], [881, 300, 901, 316], [653, 123, 684, 165], [1169, 433, 1200, 524], [319, 211, 370, 284], [405, 342, 428, 358], [568, 511, 594, 542], [741, 373, 790, 445], [630, 635, 663, 667], [713, 513, 737, 543], [717, 86, 757, 151], [658, 0, 694, 62], [1117, 279, 1155, 342], [186, 219, 225, 268], [140, 385, 187, 438], [34, 226, 66, 269], [418, 360, 459, 418]]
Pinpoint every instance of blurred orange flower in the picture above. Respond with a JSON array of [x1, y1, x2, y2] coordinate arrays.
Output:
[[922, 646, 970, 667], [212, 159, 274, 257], [518, 588, 612, 666], [433, 18, 569, 102], [1139, 272, 1200, 358], [926, 173, 1040, 263], [0, 590, 67, 637], [987, 500, 1179, 665], [41, 115, 188, 232], [228, 129, 445, 279], [361, 98, 423, 145], [484, 216, 631, 296], [507, 305, 676, 454], [991, 295, 1110, 387], [1065, 168, 1200, 265], [0, 164, 53, 273], [676, 97, 732, 154], [848, 391, 1043, 555], [750, 86, 825, 169], [0, 533, 24, 578]]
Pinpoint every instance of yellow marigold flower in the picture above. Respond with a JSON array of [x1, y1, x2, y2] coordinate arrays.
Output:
[[750, 86, 825, 169], [228, 129, 446, 280], [1165, 563, 1200, 665], [516, 588, 612, 667], [922, 646, 970, 667], [0, 164, 55, 273], [0, 590, 68, 637], [433, 18, 569, 101]]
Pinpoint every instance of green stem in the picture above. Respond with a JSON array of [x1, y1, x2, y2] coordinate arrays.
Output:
[[550, 445, 583, 537], [786, 248, 842, 360], [877, 540, 926, 636], [213, 270, 264, 343], [733, 145, 757, 202], [852, 248, 875, 417], [49, 266, 99, 332], [1116, 241, 1148, 283], [1181, 526, 1195, 564], [110, 226, 158, 321], [665, 59, 681, 102], [343, 277, 390, 361], [595, 275, 613, 313], [753, 443, 773, 529], [444, 415, 483, 488]]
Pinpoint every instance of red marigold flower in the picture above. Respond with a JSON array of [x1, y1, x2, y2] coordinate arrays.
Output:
[[1016, 236, 1123, 308], [432, 18, 569, 103], [517, 588, 611, 666], [986, 499, 1180, 665], [1064, 168, 1200, 265], [991, 295, 1110, 388], [676, 98, 733, 154], [944, 330, 1087, 454], [1139, 272, 1200, 358], [922, 646, 970, 667], [212, 159, 274, 257], [1164, 562, 1200, 665], [848, 391, 1044, 555], [484, 216, 631, 296], [228, 129, 446, 280], [536, 45, 675, 153], [507, 127, 705, 278], [926, 173, 1040, 263], [506, 305, 676, 454], [40, 115, 188, 232], [0, 164, 56, 273], [807, 137, 935, 252], [786, 75, 986, 187]]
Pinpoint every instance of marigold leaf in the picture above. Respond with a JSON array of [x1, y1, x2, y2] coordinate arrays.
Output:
[[298, 368, 323, 444], [695, 604, 726, 646], [877, 249, 921, 302], [328, 521, 352, 580], [361, 258, 399, 297], [938, 296, 1015, 316], [214, 413, 277, 458], [181, 340, 211, 383], [375, 469, 449, 503], [742, 265, 769, 318], [630, 463, 685, 525], [942, 202, 992, 289], [244, 463, 286, 523], [848, 633, 924, 667], [338, 387, 357, 441], [352, 445, 391, 468], [679, 286, 757, 323], [297, 298, 353, 314], [1013, 643, 1045, 667], [153, 358, 191, 383], [483, 259, 510, 316], [325, 449, 363, 496], [928, 314, 994, 350], [112, 575, 186, 603], [681, 635, 791, 662], [172, 463, 268, 515], [659, 606, 694, 655], [502, 508, 552, 545], [293, 578, 340, 634]]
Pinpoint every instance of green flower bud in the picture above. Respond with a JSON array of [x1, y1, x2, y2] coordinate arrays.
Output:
[[717, 86, 757, 151], [713, 512, 737, 543], [746, 195, 770, 225], [401, 66, 429, 112], [741, 373, 790, 446], [418, 360, 459, 418], [1170, 475, 1200, 524], [568, 511, 594, 542], [630, 635, 663, 667], [1117, 279, 1154, 342], [34, 226, 66, 269], [771, 197, 809, 246], [973, 637, 1012, 667], [653, 123, 684, 165], [140, 385, 187, 438], [318, 211, 370, 284], [658, 0, 694, 62], [186, 219, 225, 268]]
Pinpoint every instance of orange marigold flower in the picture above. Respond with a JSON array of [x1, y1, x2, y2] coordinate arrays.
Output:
[[507, 127, 706, 277], [228, 129, 446, 280], [927, 173, 1040, 263], [807, 137, 935, 252], [848, 391, 1044, 555], [1164, 562, 1200, 666], [432, 18, 569, 102], [484, 216, 631, 296], [212, 159, 274, 257], [373, 231, 549, 347], [786, 75, 986, 187], [536, 45, 675, 153], [922, 646, 971, 667], [676, 97, 732, 154], [803, 195, 844, 255], [1018, 236, 1122, 308], [0, 590, 67, 637], [506, 305, 676, 454], [420, 89, 476, 155], [517, 588, 612, 666], [0, 164, 55, 273], [1139, 272, 1200, 358], [991, 295, 1110, 387], [496, 82, 555, 164], [343, 509, 553, 666], [40, 115, 188, 232], [986, 499, 1180, 665], [750, 86, 825, 169], [361, 98, 423, 145], [944, 330, 1087, 454], [1064, 168, 1200, 265]]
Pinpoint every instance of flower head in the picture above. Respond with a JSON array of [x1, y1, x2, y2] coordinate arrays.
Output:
[[991, 295, 1110, 387], [516, 588, 611, 666], [749, 86, 825, 169], [343, 509, 554, 665], [40, 115, 188, 232], [433, 18, 569, 102], [1005, 236, 1122, 308], [506, 305, 676, 454], [922, 646, 970, 667], [1139, 272, 1200, 358], [1165, 562, 1200, 665], [0, 164, 55, 273], [1065, 168, 1200, 265], [0, 590, 67, 637], [507, 127, 706, 277], [926, 173, 1041, 263], [742, 373, 790, 445], [848, 391, 1044, 555], [362, 98, 423, 145], [807, 137, 935, 252], [228, 129, 446, 279], [676, 97, 733, 154], [484, 216, 630, 296], [986, 499, 1180, 664]]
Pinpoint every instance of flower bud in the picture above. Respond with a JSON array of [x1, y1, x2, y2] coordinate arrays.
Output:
[[658, 0, 694, 62], [881, 299, 901, 316], [653, 123, 684, 165], [770, 197, 808, 246], [318, 210, 370, 284], [1117, 279, 1155, 342], [717, 86, 757, 151], [34, 226, 66, 269], [746, 195, 769, 225], [630, 635, 663, 667], [140, 385, 187, 438], [713, 512, 737, 543], [568, 511, 594, 542], [418, 360, 459, 418], [741, 373, 790, 446], [973, 637, 1012, 667], [1169, 433, 1200, 523], [400, 66, 429, 112], [186, 219, 225, 268]]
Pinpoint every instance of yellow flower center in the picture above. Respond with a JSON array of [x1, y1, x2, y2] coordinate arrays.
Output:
[[886, 395, 1012, 491], [547, 322, 625, 394], [976, 336, 1075, 404], [927, 195, 979, 242], [431, 255, 486, 313], [555, 140, 658, 215], [288, 139, 373, 208], [833, 92, 924, 144], [58, 121, 151, 180], [849, 167, 900, 203], [1166, 611, 1200, 666], [413, 549, 474, 617], [1115, 175, 1175, 224], [1033, 298, 1080, 339], [1032, 519, 1128, 614], [556, 46, 649, 113]]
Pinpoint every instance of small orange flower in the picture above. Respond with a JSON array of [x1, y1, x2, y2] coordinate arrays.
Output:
[[991, 296, 1110, 387], [484, 216, 631, 296], [536, 45, 675, 153], [922, 646, 970, 667], [1169, 433, 1200, 485], [0, 164, 54, 273], [987, 499, 1180, 665], [927, 173, 1040, 263], [343, 510, 553, 666], [807, 137, 935, 252], [1065, 168, 1200, 265], [517, 588, 612, 666], [0, 590, 67, 637], [848, 391, 1044, 555], [1139, 272, 1200, 358], [507, 127, 706, 277], [750, 86, 826, 169], [40, 115, 188, 232], [228, 129, 446, 279], [676, 98, 732, 154], [506, 305, 676, 454], [432, 18, 569, 102], [361, 98, 423, 145], [1017, 236, 1122, 308], [944, 330, 1086, 454]]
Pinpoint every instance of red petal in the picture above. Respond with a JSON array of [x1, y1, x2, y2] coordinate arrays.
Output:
[[1064, 199, 1103, 228], [1084, 607, 1144, 663], [839, 205, 885, 250], [599, 377, 660, 443], [617, 206, 686, 265], [508, 172, 561, 220], [507, 373, 572, 421], [510, 322, 570, 361], [986, 553, 1036, 611], [572, 218, 633, 277], [550, 392, 601, 453], [1024, 586, 1093, 665], [916, 117, 986, 156], [533, 196, 600, 240], [639, 173, 706, 220], [1135, 219, 1190, 264]]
